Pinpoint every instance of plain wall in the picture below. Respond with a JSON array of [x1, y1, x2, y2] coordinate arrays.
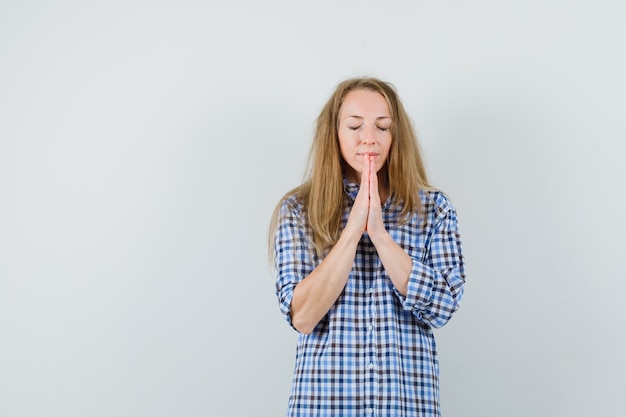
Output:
[[1, 1, 625, 416]]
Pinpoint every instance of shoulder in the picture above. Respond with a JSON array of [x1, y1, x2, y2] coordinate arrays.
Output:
[[419, 189, 457, 221], [279, 192, 305, 219]]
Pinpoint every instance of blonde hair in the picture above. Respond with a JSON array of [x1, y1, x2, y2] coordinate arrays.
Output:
[[269, 77, 433, 261]]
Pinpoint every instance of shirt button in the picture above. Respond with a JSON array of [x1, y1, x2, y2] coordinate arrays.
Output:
[[367, 324, 374, 332], [368, 363, 374, 370], [366, 408, 373, 414]]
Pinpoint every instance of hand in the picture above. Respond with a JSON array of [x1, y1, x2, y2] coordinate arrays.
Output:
[[344, 157, 370, 239], [344, 156, 387, 240], [365, 156, 386, 238]]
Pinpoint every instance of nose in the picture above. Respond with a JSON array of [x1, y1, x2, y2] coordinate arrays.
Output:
[[360, 126, 376, 144]]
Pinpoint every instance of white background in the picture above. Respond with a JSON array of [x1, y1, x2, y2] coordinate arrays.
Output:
[[1, 1, 625, 416]]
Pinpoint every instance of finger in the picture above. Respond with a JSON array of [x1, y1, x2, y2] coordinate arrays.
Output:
[[356, 158, 371, 205], [346, 159, 370, 236], [369, 157, 380, 204], [360, 155, 369, 191], [366, 157, 384, 235]]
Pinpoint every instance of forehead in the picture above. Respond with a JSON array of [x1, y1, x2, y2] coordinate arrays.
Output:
[[340, 89, 390, 117]]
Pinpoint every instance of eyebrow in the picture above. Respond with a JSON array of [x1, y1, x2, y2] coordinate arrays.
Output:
[[345, 115, 391, 120]]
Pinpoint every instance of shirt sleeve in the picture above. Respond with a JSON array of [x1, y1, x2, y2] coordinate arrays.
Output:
[[392, 197, 466, 328], [273, 197, 315, 330]]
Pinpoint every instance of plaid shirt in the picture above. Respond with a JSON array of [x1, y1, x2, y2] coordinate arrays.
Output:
[[274, 178, 466, 417]]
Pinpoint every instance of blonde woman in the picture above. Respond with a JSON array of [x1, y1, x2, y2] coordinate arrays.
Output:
[[269, 77, 466, 417]]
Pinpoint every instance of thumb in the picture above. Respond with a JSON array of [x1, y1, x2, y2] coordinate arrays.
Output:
[[360, 157, 369, 193]]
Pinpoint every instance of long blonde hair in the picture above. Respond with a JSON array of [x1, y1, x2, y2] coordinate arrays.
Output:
[[269, 77, 433, 261]]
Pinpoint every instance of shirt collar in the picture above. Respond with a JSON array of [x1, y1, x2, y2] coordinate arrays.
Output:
[[342, 176, 359, 201]]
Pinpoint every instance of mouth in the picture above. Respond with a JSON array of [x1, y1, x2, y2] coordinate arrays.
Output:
[[358, 152, 379, 158]]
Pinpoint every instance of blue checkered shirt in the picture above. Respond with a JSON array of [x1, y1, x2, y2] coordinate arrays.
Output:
[[274, 178, 466, 417]]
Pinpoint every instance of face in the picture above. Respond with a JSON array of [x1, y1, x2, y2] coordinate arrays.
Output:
[[337, 89, 392, 183]]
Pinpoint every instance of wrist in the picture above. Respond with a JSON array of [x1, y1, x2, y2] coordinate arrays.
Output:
[[368, 228, 392, 248], [339, 225, 363, 247]]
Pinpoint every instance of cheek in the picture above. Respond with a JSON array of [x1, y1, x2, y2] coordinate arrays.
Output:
[[383, 138, 392, 157], [378, 142, 392, 167], [338, 136, 356, 156], [337, 140, 348, 158]]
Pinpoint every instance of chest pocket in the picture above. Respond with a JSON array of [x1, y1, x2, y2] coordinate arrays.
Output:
[[400, 243, 427, 265]]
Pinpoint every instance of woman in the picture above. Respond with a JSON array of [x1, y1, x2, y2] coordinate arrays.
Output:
[[269, 77, 466, 416]]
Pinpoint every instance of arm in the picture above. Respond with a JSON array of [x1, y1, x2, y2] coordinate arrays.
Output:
[[289, 229, 359, 334], [394, 198, 466, 328], [275, 169, 370, 334], [366, 157, 413, 295], [357, 158, 466, 328]]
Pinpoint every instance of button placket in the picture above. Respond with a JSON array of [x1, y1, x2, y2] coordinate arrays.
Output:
[[366, 253, 379, 416]]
